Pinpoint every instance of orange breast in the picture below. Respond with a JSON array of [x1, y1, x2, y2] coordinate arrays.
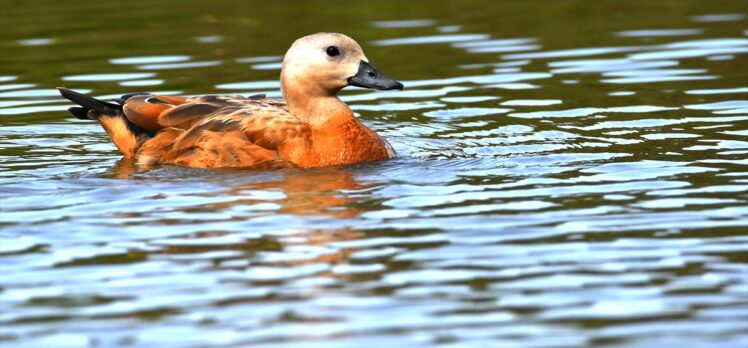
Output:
[[299, 118, 391, 168]]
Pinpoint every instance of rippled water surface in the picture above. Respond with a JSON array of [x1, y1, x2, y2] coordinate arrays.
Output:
[[2, 1, 748, 347]]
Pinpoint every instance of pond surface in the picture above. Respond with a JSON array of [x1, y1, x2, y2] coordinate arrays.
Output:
[[1, 0, 748, 347]]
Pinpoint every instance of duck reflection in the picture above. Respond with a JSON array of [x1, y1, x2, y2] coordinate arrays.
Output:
[[228, 168, 371, 266], [108, 161, 373, 267], [109, 158, 372, 219], [250, 167, 367, 218]]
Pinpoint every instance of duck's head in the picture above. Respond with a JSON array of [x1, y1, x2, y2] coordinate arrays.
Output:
[[281, 32, 403, 98]]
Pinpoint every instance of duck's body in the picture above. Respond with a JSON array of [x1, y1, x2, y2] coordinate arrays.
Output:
[[59, 33, 402, 169]]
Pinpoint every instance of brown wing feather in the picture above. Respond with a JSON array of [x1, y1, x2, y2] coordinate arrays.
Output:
[[122, 93, 305, 168], [163, 130, 285, 168], [122, 95, 172, 130], [151, 95, 188, 105], [122, 94, 263, 131], [240, 110, 310, 151], [136, 127, 184, 166], [150, 101, 309, 168], [157, 103, 227, 129]]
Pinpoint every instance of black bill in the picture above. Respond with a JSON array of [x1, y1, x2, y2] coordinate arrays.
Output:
[[347, 61, 404, 91]]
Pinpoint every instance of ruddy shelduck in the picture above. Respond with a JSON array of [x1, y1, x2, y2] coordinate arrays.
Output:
[[58, 32, 403, 169]]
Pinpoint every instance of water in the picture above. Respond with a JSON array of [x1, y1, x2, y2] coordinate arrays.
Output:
[[1, 1, 747, 347]]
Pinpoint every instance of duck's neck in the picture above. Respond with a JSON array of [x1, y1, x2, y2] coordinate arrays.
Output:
[[283, 86, 352, 127], [293, 96, 351, 127]]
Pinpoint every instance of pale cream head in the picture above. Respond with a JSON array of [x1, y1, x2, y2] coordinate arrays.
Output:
[[281, 32, 368, 97]]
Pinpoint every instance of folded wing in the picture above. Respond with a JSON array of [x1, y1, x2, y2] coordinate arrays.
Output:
[[127, 94, 312, 168]]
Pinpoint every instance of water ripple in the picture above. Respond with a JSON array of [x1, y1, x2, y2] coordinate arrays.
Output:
[[110, 56, 191, 65], [63, 73, 156, 82], [372, 34, 491, 46], [1, 2, 747, 347], [371, 19, 437, 28], [615, 29, 704, 37]]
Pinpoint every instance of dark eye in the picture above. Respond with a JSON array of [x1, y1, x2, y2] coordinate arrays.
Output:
[[326, 46, 340, 57]]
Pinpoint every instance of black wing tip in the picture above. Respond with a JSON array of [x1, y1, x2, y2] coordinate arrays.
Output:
[[57, 87, 76, 100], [121, 92, 150, 100], [68, 107, 91, 120], [57, 87, 122, 113], [57, 87, 87, 100]]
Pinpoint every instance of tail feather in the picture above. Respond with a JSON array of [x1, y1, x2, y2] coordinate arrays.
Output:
[[58, 87, 155, 158], [67, 106, 91, 120], [57, 87, 121, 115]]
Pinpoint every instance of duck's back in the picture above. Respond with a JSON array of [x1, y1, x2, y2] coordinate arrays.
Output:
[[122, 93, 313, 168]]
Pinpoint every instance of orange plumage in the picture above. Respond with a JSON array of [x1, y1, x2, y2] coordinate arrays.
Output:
[[59, 32, 402, 169]]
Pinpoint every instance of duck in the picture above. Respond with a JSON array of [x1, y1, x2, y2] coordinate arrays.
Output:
[[58, 32, 403, 169]]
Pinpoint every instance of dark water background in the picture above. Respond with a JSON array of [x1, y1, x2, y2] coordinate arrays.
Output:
[[1, 0, 747, 347]]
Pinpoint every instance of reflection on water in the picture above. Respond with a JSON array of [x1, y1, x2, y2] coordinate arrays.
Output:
[[1, 0, 748, 347]]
